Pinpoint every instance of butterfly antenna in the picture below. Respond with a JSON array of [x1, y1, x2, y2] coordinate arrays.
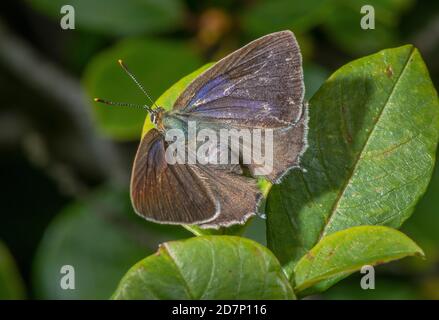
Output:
[[118, 59, 159, 109], [94, 98, 152, 112]]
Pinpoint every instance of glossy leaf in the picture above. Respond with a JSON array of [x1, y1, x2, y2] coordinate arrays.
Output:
[[112, 236, 295, 299], [27, 0, 184, 36], [84, 39, 201, 140], [0, 241, 25, 299], [33, 187, 189, 299], [297, 273, 349, 298], [267, 45, 439, 270], [293, 226, 423, 293]]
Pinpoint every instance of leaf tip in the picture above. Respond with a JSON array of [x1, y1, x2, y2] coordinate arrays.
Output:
[[414, 246, 426, 259]]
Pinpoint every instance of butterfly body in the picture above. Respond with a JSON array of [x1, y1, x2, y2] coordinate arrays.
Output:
[[130, 30, 308, 229]]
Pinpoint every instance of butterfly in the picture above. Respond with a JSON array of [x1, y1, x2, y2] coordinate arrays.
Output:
[[95, 30, 308, 229]]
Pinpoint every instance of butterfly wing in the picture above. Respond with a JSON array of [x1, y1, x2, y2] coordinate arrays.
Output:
[[172, 30, 304, 128], [248, 103, 308, 183], [170, 30, 308, 183], [130, 128, 219, 224], [195, 165, 262, 228], [131, 129, 262, 227]]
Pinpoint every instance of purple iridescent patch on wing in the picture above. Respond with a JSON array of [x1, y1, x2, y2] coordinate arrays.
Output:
[[186, 75, 228, 111]]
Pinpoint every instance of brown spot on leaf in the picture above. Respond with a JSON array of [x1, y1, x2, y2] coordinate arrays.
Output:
[[385, 65, 394, 78], [306, 252, 315, 261], [327, 248, 335, 257]]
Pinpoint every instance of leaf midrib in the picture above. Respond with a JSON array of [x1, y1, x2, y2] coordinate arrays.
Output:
[[317, 46, 415, 240], [162, 244, 196, 299]]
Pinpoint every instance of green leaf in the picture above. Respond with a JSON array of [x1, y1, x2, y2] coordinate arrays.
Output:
[[112, 236, 295, 299], [0, 241, 25, 299], [33, 187, 189, 299], [27, 0, 184, 36], [83, 38, 202, 140], [267, 45, 439, 269], [242, 0, 333, 37], [296, 273, 350, 298], [293, 226, 423, 293]]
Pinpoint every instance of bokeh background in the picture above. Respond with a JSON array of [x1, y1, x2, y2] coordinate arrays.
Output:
[[0, 0, 438, 299]]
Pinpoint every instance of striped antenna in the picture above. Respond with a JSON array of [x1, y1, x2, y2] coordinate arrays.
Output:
[[93, 98, 152, 112], [93, 59, 159, 112], [117, 59, 159, 109]]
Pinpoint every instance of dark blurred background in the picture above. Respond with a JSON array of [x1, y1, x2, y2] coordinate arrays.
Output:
[[0, 0, 438, 299]]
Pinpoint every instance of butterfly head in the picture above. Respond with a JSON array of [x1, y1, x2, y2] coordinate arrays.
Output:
[[150, 107, 165, 130]]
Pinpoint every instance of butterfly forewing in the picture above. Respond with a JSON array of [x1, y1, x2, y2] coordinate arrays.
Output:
[[170, 30, 308, 183], [172, 30, 304, 129]]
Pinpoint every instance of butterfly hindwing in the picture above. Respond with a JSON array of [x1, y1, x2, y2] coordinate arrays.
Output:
[[195, 165, 262, 228], [130, 129, 219, 225], [248, 102, 308, 183]]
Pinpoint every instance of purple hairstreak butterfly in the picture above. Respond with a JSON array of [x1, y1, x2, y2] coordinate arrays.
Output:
[[95, 30, 308, 229]]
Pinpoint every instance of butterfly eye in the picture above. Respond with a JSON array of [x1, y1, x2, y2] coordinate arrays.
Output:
[[150, 113, 156, 124]]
